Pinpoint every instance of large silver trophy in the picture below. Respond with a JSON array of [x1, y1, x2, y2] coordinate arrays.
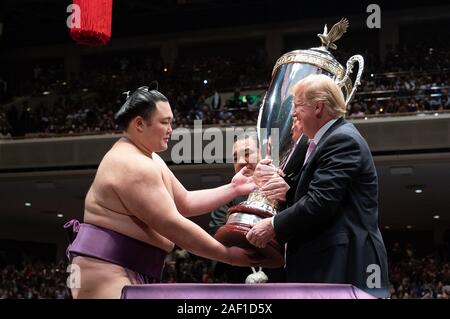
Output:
[[215, 18, 364, 268]]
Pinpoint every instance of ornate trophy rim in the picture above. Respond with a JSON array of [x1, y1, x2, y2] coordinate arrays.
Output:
[[271, 48, 353, 98]]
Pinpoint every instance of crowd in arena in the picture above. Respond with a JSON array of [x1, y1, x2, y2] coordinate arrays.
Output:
[[389, 256, 450, 299], [348, 45, 450, 117], [1, 241, 449, 299], [0, 260, 70, 299], [387, 242, 450, 299], [0, 44, 449, 139], [0, 50, 267, 138]]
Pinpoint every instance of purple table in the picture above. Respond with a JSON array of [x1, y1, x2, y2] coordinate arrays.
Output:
[[121, 283, 376, 299]]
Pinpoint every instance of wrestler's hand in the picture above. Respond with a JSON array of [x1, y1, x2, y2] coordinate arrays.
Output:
[[226, 246, 267, 267], [253, 158, 279, 188], [246, 218, 275, 249], [231, 166, 256, 196], [260, 175, 290, 202]]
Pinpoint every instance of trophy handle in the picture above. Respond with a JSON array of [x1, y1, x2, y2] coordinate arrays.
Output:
[[335, 54, 364, 107]]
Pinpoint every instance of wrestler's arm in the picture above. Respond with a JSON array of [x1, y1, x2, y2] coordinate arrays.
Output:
[[153, 154, 255, 217], [116, 159, 259, 267], [169, 166, 254, 217]]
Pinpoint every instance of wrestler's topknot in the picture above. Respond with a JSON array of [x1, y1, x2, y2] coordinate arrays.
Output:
[[114, 82, 168, 129]]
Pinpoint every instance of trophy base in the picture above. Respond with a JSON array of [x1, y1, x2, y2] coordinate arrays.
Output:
[[214, 222, 284, 269]]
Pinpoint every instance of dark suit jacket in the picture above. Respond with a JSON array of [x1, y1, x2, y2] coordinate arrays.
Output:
[[282, 134, 309, 204], [273, 117, 389, 298]]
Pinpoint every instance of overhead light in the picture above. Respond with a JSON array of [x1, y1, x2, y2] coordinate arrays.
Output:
[[203, 79, 208, 85], [364, 117, 368, 120], [24, 202, 31, 207], [42, 91, 50, 95], [406, 184, 426, 191], [57, 213, 64, 218], [434, 113, 439, 116], [384, 226, 390, 230], [433, 215, 440, 220], [406, 225, 412, 229], [163, 68, 168, 72], [82, 88, 88, 92]]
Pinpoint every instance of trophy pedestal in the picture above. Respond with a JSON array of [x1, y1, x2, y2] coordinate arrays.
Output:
[[214, 223, 284, 268], [214, 191, 285, 268]]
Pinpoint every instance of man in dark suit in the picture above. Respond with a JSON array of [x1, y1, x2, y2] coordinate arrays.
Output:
[[246, 74, 389, 298]]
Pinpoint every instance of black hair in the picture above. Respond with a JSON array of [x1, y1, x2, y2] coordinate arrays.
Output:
[[234, 131, 259, 145], [114, 83, 168, 130]]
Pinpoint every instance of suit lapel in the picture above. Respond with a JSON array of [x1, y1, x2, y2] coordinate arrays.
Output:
[[283, 135, 309, 177], [298, 117, 347, 176]]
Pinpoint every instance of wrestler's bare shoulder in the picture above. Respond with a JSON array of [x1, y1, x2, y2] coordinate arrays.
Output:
[[98, 144, 165, 183]]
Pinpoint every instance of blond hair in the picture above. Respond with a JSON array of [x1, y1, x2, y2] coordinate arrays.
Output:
[[291, 74, 346, 118]]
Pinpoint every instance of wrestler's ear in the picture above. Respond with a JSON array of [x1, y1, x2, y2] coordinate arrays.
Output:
[[134, 116, 145, 132]]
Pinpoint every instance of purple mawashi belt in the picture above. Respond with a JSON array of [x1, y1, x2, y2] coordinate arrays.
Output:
[[64, 219, 167, 282]]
